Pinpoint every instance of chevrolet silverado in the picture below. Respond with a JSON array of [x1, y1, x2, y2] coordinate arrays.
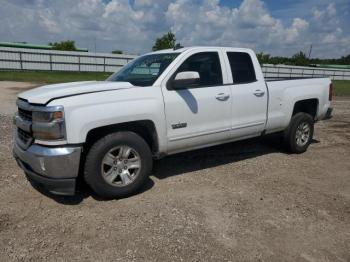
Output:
[[13, 47, 333, 198]]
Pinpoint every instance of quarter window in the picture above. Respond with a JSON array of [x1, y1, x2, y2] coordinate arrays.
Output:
[[176, 52, 223, 87], [227, 52, 256, 84]]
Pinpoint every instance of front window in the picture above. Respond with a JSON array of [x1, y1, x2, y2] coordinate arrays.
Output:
[[175, 52, 223, 87], [107, 53, 179, 86]]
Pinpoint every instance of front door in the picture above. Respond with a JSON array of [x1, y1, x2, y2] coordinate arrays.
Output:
[[161, 51, 232, 153]]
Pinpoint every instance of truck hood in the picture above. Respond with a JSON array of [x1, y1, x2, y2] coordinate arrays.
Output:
[[18, 81, 134, 104]]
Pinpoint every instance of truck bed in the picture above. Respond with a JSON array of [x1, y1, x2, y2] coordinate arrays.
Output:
[[265, 77, 331, 133]]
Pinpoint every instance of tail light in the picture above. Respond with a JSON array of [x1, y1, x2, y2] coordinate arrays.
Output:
[[329, 83, 333, 101]]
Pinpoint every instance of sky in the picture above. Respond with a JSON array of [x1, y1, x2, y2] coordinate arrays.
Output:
[[0, 0, 349, 58]]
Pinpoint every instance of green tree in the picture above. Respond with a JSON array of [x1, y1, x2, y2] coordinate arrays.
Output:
[[252, 50, 350, 66], [49, 40, 77, 51], [256, 52, 271, 64], [152, 31, 182, 51], [112, 49, 123, 54], [292, 51, 309, 66]]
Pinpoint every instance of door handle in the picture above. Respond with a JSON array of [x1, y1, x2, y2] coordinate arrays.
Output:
[[215, 93, 230, 101], [253, 90, 265, 97]]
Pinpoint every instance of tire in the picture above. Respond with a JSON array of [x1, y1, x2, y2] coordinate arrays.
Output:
[[84, 131, 153, 199], [283, 112, 314, 154]]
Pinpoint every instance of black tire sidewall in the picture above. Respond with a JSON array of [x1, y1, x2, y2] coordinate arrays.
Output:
[[285, 113, 314, 153], [84, 132, 152, 198]]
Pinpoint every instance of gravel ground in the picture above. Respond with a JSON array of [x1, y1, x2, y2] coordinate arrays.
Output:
[[0, 82, 349, 261]]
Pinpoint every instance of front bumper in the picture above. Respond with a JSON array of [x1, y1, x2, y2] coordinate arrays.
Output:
[[13, 142, 81, 195]]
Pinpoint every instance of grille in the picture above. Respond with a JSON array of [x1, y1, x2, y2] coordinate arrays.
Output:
[[18, 108, 32, 121], [16, 100, 34, 148], [17, 128, 32, 145]]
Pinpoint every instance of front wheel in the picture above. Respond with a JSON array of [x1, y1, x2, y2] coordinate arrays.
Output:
[[284, 112, 314, 153], [84, 132, 153, 198]]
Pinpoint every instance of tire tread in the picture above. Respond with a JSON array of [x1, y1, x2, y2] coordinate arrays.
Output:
[[283, 112, 314, 154], [84, 131, 152, 198]]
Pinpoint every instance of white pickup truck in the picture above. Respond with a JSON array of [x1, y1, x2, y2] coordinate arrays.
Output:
[[13, 46, 333, 198]]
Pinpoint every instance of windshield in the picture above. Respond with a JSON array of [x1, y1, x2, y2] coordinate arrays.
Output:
[[107, 53, 180, 86]]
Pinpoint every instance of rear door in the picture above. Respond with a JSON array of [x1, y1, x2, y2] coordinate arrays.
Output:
[[161, 51, 232, 153], [224, 51, 268, 138]]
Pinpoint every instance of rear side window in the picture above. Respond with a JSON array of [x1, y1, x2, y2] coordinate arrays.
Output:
[[227, 52, 256, 84], [177, 52, 223, 87]]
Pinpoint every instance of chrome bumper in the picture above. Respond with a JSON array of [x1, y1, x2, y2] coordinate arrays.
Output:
[[13, 142, 81, 195]]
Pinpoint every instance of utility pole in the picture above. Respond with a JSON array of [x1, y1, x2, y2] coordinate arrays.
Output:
[[308, 44, 313, 59]]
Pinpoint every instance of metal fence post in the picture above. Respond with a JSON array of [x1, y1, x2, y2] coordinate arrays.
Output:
[[103, 57, 106, 72], [78, 56, 81, 72], [19, 52, 23, 70], [49, 54, 52, 71]]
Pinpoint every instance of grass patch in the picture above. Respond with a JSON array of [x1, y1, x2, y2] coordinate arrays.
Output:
[[332, 80, 350, 97], [0, 71, 349, 96], [0, 70, 112, 84]]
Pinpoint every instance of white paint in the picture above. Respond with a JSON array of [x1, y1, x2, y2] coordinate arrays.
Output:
[[17, 46, 332, 156], [174, 71, 199, 80]]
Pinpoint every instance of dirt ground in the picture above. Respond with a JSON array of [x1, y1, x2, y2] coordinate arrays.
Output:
[[0, 81, 349, 262]]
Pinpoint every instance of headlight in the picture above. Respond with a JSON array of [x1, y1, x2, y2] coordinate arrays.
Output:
[[32, 111, 64, 122], [32, 109, 66, 140]]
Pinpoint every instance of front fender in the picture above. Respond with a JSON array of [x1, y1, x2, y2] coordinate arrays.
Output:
[[49, 88, 168, 153]]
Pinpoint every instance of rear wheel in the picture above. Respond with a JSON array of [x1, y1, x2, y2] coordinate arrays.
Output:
[[84, 132, 152, 198], [284, 112, 314, 153]]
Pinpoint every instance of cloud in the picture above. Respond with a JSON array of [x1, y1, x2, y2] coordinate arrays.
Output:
[[0, 0, 349, 58], [166, 0, 313, 54], [284, 18, 309, 43]]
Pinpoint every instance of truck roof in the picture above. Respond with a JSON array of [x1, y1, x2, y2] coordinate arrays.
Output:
[[147, 46, 254, 55]]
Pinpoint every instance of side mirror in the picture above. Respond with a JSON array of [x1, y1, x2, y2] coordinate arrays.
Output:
[[172, 71, 200, 89]]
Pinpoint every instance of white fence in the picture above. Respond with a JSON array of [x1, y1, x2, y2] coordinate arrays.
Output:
[[0, 47, 350, 80], [0, 47, 136, 73], [262, 64, 350, 80]]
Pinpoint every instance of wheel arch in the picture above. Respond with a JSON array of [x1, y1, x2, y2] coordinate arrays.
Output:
[[292, 98, 319, 120], [84, 120, 159, 156]]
